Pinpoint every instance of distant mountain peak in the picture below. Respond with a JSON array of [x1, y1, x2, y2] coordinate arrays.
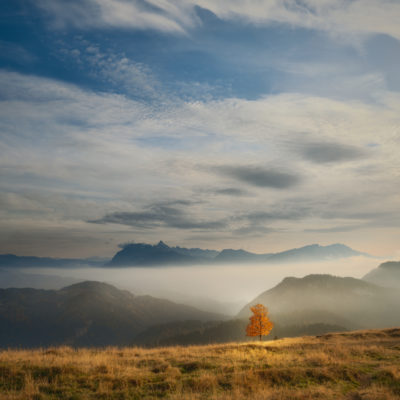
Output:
[[107, 241, 196, 267], [237, 273, 400, 332], [60, 280, 132, 299], [219, 249, 252, 256], [277, 274, 366, 290], [363, 260, 400, 289], [378, 261, 400, 270], [156, 240, 170, 249], [61, 280, 115, 291]]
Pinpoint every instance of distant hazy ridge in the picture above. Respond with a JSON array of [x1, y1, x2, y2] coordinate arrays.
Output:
[[0, 241, 371, 268]]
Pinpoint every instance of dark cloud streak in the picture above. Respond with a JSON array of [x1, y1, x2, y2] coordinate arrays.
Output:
[[90, 201, 227, 231], [215, 166, 300, 189], [214, 188, 248, 196], [300, 142, 367, 164]]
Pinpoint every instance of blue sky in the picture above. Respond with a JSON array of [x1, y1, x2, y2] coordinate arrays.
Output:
[[1, 0, 400, 257]]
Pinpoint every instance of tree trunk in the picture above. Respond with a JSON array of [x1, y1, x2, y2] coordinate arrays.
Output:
[[259, 334, 262, 341]]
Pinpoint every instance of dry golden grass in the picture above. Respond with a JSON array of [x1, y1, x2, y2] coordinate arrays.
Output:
[[0, 328, 399, 399]]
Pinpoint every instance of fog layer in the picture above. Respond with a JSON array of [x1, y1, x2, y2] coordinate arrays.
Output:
[[16, 256, 379, 315]]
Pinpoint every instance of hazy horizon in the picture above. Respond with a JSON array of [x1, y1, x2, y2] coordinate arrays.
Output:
[[6, 255, 378, 315], [0, 239, 389, 260]]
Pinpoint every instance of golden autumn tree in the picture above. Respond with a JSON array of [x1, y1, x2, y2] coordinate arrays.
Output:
[[246, 303, 274, 341]]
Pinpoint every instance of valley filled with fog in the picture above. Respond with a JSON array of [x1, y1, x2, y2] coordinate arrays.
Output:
[[6, 255, 380, 315]]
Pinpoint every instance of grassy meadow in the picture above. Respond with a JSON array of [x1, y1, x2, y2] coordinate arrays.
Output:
[[0, 328, 399, 400]]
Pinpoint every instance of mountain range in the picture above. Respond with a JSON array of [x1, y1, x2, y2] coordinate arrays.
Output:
[[237, 274, 400, 328], [1, 260, 399, 348], [0, 281, 224, 348], [107, 241, 371, 267], [137, 266, 400, 346], [0, 242, 372, 268], [0, 254, 107, 268], [363, 261, 400, 288]]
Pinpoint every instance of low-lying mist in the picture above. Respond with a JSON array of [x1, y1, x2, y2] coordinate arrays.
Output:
[[19, 255, 379, 315]]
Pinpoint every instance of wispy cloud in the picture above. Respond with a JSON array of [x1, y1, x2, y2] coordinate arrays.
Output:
[[35, 0, 196, 33], [34, 0, 400, 41], [79, 45, 161, 100], [197, 0, 400, 39], [304, 225, 364, 233]]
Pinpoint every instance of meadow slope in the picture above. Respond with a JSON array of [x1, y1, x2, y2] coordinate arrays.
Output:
[[0, 328, 399, 400]]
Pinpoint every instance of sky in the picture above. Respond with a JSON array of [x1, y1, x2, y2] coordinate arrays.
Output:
[[1, 0, 400, 258]]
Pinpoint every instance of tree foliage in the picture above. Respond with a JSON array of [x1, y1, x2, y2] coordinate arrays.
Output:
[[246, 303, 273, 341]]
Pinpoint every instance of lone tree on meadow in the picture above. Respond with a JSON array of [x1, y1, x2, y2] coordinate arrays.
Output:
[[246, 303, 274, 341]]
